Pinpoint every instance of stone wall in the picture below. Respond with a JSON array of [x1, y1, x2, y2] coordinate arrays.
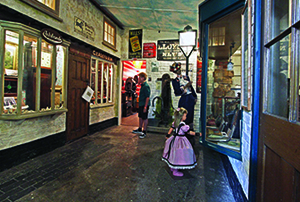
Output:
[[0, 0, 123, 150], [0, 113, 66, 150], [1, 0, 123, 59]]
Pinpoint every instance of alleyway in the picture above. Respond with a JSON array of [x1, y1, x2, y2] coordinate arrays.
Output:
[[0, 123, 236, 202]]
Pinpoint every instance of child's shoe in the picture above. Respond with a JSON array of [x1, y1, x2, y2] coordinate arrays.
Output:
[[172, 169, 184, 177]]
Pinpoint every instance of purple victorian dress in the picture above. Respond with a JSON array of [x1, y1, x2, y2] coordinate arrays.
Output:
[[162, 122, 197, 169]]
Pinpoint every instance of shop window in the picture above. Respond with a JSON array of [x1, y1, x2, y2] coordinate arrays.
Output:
[[90, 58, 114, 106], [209, 27, 225, 46], [1, 21, 69, 119], [263, 0, 300, 122], [204, 8, 243, 155], [21, 0, 61, 20], [103, 18, 117, 50]]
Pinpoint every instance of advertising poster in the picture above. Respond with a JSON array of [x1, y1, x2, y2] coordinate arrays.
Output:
[[143, 43, 156, 58], [157, 40, 184, 61], [129, 29, 142, 59]]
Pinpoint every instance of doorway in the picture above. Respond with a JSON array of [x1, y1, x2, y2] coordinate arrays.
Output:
[[121, 60, 146, 126], [66, 51, 90, 141]]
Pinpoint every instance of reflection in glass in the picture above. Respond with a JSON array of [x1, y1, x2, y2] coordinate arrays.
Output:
[[205, 9, 242, 152], [55, 45, 65, 109], [3, 31, 19, 115], [271, 0, 290, 40], [22, 34, 38, 112], [39, 40, 53, 111], [103, 63, 108, 103], [266, 35, 290, 118], [98, 61, 102, 103]]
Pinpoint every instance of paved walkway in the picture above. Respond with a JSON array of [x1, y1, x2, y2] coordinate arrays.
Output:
[[0, 124, 236, 202]]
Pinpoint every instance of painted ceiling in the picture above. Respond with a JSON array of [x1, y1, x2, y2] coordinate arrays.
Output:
[[91, 0, 205, 32]]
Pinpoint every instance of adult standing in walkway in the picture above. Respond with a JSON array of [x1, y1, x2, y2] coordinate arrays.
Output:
[[170, 62, 197, 145], [132, 72, 151, 138]]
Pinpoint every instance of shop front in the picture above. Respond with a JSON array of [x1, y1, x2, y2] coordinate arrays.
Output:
[[198, 0, 249, 200]]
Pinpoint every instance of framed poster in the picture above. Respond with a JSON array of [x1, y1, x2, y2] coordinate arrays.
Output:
[[128, 29, 142, 59], [157, 40, 185, 61]]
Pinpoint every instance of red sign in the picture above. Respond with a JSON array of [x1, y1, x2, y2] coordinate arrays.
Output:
[[143, 43, 156, 58], [196, 59, 202, 93]]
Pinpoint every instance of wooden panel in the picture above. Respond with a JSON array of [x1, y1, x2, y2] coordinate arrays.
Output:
[[261, 114, 300, 171], [263, 146, 294, 201], [66, 52, 90, 141]]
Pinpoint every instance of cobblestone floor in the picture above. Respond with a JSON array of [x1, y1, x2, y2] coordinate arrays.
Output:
[[0, 124, 236, 202]]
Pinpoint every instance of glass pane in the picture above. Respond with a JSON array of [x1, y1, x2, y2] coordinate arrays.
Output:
[[40, 40, 53, 110], [108, 65, 112, 102], [103, 63, 108, 103], [206, 8, 242, 152], [266, 35, 290, 118], [242, 7, 249, 108], [37, 0, 56, 10], [22, 34, 38, 112], [90, 59, 96, 105], [3, 30, 19, 115], [55, 45, 65, 109], [98, 61, 102, 104], [271, 0, 290, 39]]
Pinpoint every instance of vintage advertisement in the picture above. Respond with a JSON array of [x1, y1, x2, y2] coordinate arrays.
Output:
[[128, 29, 142, 59], [157, 40, 184, 61], [74, 17, 95, 41], [143, 43, 156, 58]]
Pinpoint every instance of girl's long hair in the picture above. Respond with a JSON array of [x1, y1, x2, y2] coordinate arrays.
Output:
[[174, 107, 188, 128]]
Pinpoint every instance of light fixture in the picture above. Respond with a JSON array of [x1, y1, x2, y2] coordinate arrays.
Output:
[[178, 25, 197, 76]]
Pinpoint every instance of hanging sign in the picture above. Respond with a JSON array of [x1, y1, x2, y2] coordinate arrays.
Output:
[[41, 28, 63, 45], [143, 43, 156, 58], [128, 29, 143, 59], [157, 40, 184, 61]]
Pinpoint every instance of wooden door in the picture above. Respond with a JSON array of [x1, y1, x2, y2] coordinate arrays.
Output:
[[66, 52, 90, 141], [257, 115, 300, 201]]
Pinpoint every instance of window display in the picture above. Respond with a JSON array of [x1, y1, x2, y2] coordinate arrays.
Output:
[[204, 8, 243, 153], [90, 58, 114, 106], [0, 21, 69, 118]]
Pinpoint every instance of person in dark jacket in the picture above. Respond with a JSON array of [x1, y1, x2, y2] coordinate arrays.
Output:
[[170, 62, 197, 146]]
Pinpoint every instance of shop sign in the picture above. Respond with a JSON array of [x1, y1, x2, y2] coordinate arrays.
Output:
[[128, 29, 142, 59], [74, 17, 95, 41], [143, 43, 156, 58], [92, 50, 113, 62], [157, 40, 184, 61], [41, 28, 63, 45]]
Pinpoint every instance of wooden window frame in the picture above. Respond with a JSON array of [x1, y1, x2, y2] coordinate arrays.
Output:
[[263, 0, 300, 122], [90, 57, 114, 107], [0, 20, 69, 120], [102, 17, 117, 51], [20, 0, 62, 22]]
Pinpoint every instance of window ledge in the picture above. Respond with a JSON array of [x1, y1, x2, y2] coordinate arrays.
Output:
[[0, 109, 68, 120], [90, 103, 114, 109], [102, 41, 118, 52]]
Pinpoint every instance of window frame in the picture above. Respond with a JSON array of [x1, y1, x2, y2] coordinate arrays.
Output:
[[102, 17, 117, 51], [241, 1, 252, 111], [20, 0, 62, 22], [90, 56, 115, 107], [0, 20, 70, 120], [263, 0, 300, 122]]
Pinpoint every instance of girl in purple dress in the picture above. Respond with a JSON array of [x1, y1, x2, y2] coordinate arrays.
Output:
[[162, 107, 201, 177]]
